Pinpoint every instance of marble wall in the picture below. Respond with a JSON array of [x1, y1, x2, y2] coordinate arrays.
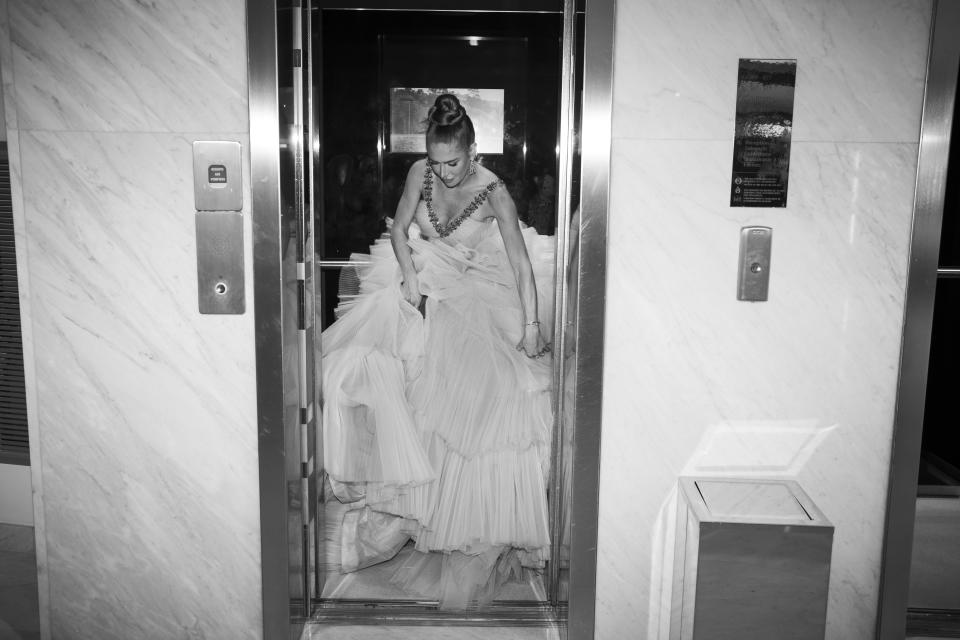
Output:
[[597, 0, 932, 639], [0, 1, 261, 638], [0, 0, 935, 638]]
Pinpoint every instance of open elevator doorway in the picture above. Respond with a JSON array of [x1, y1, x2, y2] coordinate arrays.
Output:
[[280, 0, 587, 627]]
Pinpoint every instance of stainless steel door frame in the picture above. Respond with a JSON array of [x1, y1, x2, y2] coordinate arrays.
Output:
[[567, 0, 614, 633], [548, 0, 578, 607], [249, 0, 615, 637], [249, 0, 305, 638], [878, 1, 960, 638]]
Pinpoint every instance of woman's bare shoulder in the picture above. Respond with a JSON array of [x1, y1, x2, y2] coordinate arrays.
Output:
[[474, 163, 501, 185], [400, 159, 427, 198], [408, 157, 427, 176]]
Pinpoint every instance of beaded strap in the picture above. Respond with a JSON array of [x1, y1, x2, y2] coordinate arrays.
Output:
[[423, 165, 503, 238]]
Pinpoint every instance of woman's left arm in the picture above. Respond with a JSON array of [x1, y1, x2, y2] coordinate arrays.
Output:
[[490, 185, 550, 358]]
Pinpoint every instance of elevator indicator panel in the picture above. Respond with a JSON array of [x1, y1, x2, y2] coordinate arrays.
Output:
[[737, 226, 772, 302], [208, 164, 227, 184], [192, 141, 242, 211]]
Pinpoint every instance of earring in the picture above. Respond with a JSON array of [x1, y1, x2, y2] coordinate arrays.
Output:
[[470, 158, 478, 175]]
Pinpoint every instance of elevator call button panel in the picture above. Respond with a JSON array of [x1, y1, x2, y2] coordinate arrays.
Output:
[[737, 226, 772, 302], [192, 140, 244, 315]]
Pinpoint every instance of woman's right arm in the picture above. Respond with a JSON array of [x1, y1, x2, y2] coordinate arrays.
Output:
[[390, 161, 424, 307]]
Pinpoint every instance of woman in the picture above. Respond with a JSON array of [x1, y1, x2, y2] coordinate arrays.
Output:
[[321, 94, 555, 608]]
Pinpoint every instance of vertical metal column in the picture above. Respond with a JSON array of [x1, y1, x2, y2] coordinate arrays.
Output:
[[549, 0, 578, 607], [250, 0, 305, 635], [291, 0, 319, 616], [308, 0, 325, 603], [568, 0, 615, 637], [879, 0, 960, 637]]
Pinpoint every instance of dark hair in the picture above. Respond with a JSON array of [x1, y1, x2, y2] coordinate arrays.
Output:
[[425, 94, 476, 150]]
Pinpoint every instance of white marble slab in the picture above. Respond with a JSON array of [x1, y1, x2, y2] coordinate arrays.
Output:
[[0, 0, 18, 133], [6, 0, 247, 132], [597, 139, 919, 640], [18, 129, 260, 640], [612, 0, 931, 142]]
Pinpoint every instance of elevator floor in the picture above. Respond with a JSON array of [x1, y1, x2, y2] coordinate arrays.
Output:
[[319, 500, 546, 603], [909, 494, 960, 610]]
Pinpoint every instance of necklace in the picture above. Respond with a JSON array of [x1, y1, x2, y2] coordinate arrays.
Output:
[[423, 165, 503, 238]]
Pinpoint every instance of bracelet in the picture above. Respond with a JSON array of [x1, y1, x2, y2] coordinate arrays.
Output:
[[525, 320, 540, 326]]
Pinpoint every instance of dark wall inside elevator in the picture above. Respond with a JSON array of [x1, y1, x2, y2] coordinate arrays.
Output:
[[922, 64, 960, 485], [316, 9, 564, 326]]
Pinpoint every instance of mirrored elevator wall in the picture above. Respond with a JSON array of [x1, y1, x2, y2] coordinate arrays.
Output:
[[0, 1, 262, 639], [598, 1, 932, 639]]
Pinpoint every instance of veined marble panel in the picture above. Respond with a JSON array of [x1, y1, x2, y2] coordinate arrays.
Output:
[[596, 139, 917, 640], [0, 0, 17, 133], [611, 0, 931, 143], [19, 130, 260, 640], [7, 0, 247, 132]]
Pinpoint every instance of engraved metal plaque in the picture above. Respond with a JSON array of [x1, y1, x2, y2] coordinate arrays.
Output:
[[193, 141, 243, 211], [196, 211, 245, 314]]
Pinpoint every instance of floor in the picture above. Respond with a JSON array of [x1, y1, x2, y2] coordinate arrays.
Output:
[[909, 494, 960, 610], [0, 524, 40, 640], [319, 500, 547, 602]]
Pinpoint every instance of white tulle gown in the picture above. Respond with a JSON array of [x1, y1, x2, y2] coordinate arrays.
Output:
[[320, 174, 555, 608]]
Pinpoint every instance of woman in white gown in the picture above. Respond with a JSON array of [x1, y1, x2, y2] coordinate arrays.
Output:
[[321, 94, 555, 608]]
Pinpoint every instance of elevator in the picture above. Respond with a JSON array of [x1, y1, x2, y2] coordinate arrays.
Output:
[[249, 1, 614, 637]]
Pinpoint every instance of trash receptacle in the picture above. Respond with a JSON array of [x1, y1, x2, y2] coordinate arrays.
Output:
[[670, 477, 833, 640]]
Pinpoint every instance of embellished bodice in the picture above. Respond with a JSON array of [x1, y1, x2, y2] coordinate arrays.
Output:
[[413, 165, 503, 244]]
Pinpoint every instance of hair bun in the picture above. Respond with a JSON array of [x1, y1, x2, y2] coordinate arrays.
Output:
[[428, 94, 465, 127]]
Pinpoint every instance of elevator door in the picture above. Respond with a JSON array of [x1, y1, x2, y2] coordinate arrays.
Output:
[[307, 0, 583, 626]]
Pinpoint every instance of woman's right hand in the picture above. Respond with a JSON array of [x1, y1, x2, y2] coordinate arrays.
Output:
[[400, 274, 422, 308]]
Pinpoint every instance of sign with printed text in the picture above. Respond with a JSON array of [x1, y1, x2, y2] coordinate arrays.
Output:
[[730, 59, 797, 208], [389, 87, 505, 154]]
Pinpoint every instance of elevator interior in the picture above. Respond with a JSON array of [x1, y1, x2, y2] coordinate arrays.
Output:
[[306, 7, 576, 609], [260, 0, 604, 636]]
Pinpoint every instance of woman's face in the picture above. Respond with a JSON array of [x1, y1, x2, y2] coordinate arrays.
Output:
[[426, 141, 474, 188]]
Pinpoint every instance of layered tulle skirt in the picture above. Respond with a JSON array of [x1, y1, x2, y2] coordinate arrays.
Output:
[[320, 220, 556, 605]]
